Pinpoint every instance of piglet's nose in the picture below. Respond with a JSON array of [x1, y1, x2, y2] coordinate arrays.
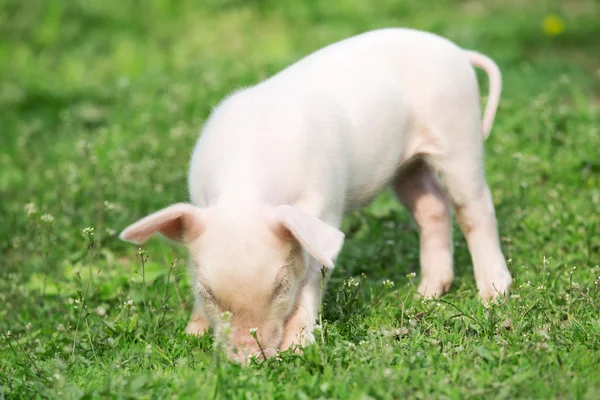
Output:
[[229, 349, 262, 364], [227, 335, 259, 358]]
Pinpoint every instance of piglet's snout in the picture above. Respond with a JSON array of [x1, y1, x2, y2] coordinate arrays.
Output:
[[229, 333, 276, 363], [229, 334, 260, 359]]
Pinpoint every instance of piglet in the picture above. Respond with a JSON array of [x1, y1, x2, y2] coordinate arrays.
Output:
[[120, 28, 512, 362]]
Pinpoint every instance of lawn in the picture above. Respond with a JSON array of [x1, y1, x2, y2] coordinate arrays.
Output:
[[1, 0, 599, 398]]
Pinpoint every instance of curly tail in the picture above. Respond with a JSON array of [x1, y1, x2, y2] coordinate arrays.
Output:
[[465, 50, 502, 139]]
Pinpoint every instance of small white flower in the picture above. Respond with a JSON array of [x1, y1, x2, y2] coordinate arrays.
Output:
[[103, 201, 120, 211], [537, 285, 545, 291], [382, 279, 395, 289], [569, 266, 577, 275], [24, 202, 38, 216], [406, 272, 416, 279], [96, 306, 107, 317], [395, 327, 410, 337], [6, 330, 10, 337], [40, 214, 54, 223], [56, 324, 65, 331], [344, 277, 359, 287], [82, 227, 94, 237], [249, 327, 257, 334], [25, 322, 32, 330], [220, 311, 232, 322]]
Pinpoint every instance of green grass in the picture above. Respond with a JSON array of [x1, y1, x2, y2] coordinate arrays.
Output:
[[1, 0, 599, 398]]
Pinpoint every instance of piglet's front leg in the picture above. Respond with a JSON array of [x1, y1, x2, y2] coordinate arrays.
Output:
[[280, 305, 315, 352], [185, 304, 211, 336], [279, 268, 325, 352]]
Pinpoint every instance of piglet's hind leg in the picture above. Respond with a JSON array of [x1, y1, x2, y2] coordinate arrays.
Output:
[[432, 149, 512, 301], [394, 158, 454, 298]]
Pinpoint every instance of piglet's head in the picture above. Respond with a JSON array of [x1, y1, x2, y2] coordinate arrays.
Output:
[[119, 203, 344, 361]]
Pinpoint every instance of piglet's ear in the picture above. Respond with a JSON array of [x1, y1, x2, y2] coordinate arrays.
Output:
[[273, 205, 345, 269], [119, 203, 206, 245]]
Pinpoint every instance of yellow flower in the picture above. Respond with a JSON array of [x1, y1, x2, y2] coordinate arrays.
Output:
[[542, 14, 565, 36]]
